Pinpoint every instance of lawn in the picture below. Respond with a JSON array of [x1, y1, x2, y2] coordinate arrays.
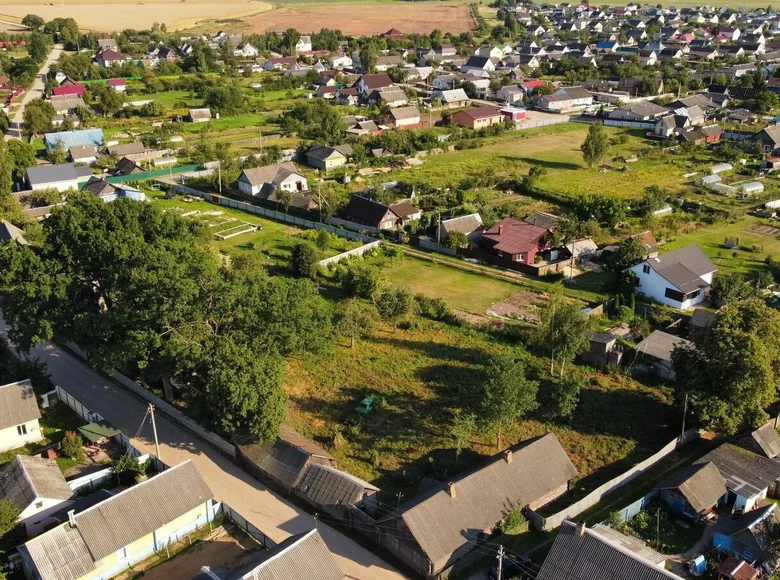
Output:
[[616, 503, 704, 555], [283, 317, 679, 501]]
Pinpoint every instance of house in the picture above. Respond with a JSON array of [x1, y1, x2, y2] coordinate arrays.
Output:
[[69, 145, 98, 165], [635, 330, 691, 380], [306, 143, 351, 171], [188, 108, 212, 123], [82, 177, 148, 202], [387, 106, 421, 128], [49, 95, 86, 115], [107, 141, 146, 162], [533, 86, 593, 112], [437, 213, 483, 245], [334, 88, 359, 106], [295, 35, 312, 53], [461, 55, 497, 75], [0, 455, 74, 536], [736, 421, 780, 459], [51, 85, 85, 97], [713, 504, 780, 573], [234, 43, 258, 58], [496, 85, 525, 104], [234, 424, 337, 493], [630, 245, 716, 310], [473, 45, 503, 59], [114, 157, 144, 176], [96, 48, 126, 68], [0, 380, 42, 453], [341, 195, 413, 231], [44, 129, 104, 152], [294, 463, 379, 519], [237, 162, 308, 197], [450, 107, 504, 129], [106, 78, 126, 92], [20, 460, 213, 580], [679, 125, 723, 145], [478, 217, 550, 267], [374, 86, 408, 108], [356, 74, 394, 99], [653, 462, 727, 522], [608, 101, 669, 121], [211, 529, 345, 580], [537, 520, 684, 580], [329, 54, 352, 69], [752, 124, 780, 153], [263, 57, 298, 71], [380, 28, 403, 40], [378, 434, 577, 578], [26, 164, 92, 193], [390, 202, 422, 225], [696, 443, 780, 512], [0, 221, 28, 245], [430, 88, 470, 108], [375, 55, 404, 72]]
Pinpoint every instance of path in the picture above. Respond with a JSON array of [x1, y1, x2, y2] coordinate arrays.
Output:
[[0, 317, 406, 580], [5, 44, 63, 141]]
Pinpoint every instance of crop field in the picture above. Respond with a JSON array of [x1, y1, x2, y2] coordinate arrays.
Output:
[[0, 0, 272, 32], [284, 317, 679, 500], [245, 3, 474, 35]]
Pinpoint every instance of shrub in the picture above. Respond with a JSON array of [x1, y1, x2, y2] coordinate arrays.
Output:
[[60, 431, 85, 463], [113, 454, 148, 485], [500, 501, 528, 535], [415, 295, 454, 321]]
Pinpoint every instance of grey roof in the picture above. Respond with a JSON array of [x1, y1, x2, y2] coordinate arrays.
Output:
[[0, 380, 41, 430], [713, 503, 779, 540], [307, 143, 347, 162], [82, 176, 116, 197], [537, 520, 684, 580], [646, 245, 716, 293], [240, 162, 301, 187], [296, 463, 378, 509], [189, 107, 212, 120], [689, 309, 718, 330], [653, 462, 726, 512], [389, 106, 420, 121], [230, 529, 344, 580], [750, 421, 780, 459], [695, 443, 780, 499], [236, 424, 335, 490], [635, 330, 690, 363], [591, 332, 617, 345], [0, 221, 28, 245], [22, 522, 95, 580], [107, 141, 145, 157], [440, 213, 483, 237], [69, 145, 97, 160], [75, 459, 211, 560], [590, 525, 666, 566], [713, 504, 779, 565], [26, 163, 81, 187], [114, 157, 143, 175], [0, 455, 72, 512], [433, 88, 470, 103], [388, 433, 577, 569], [524, 211, 560, 229]]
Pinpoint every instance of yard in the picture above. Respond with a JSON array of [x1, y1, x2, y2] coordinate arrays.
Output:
[[615, 502, 704, 555], [283, 316, 680, 501]]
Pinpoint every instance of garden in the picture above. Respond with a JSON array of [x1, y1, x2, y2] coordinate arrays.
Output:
[[612, 502, 704, 555]]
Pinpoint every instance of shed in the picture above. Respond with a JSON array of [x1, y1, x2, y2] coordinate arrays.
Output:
[[635, 330, 691, 381], [77, 422, 120, 444], [653, 462, 727, 521]]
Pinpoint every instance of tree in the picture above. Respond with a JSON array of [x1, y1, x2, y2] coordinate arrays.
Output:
[[98, 87, 124, 117], [290, 242, 320, 280], [0, 140, 12, 199], [710, 273, 752, 307], [282, 28, 301, 56], [315, 229, 331, 251], [533, 283, 593, 377], [480, 355, 538, 448], [26, 32, 49, 63], [204, 85, 245, 116], [336, 298, 378, 347], [47, 143, 67, 165], [638, 185, 667, 216], [672, 299, 780, 434], [629, 316, 651, 340], [445, 231, 468, 248], [451, 412, 476, 467], [580, 123, 609, 168], [360, 43, 378, 74], [375, 286, 412, 330], [339, 263, 383, 299], [21, 14, 45, 31], [0, 499, 19, 537], [22, 99, 55, 138], [614, 235, 646, 270], [8, 140, 37, 183], [545, 376, 582, 421]]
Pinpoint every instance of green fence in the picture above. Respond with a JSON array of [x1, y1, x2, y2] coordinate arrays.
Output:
[[81, 77, 143, 85], [104, 164, 201, 184]]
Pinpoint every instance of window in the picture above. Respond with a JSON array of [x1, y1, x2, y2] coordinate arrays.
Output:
[[642, 264, 651, 274], [17, 424, 26, 436], [514, 253, 525, 262], [497, 251, 504, 257], [664, 288, 686, 303]]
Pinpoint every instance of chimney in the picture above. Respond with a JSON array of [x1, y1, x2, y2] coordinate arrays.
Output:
[[68, 510, 76, 528], [447, 482, 456, 499], [504, 450, 513, 464], [576, 521, 586, 536], [498, 224, 503, 235]]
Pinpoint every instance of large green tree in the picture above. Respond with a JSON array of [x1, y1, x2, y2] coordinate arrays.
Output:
[[580, 123, 609, 168], [0, 139, 12, 198], [98, 87, 124, 117], [8, 140, 37, 183], [480, 355, 538, 449], [672, 299, 780, 434], [22, 99, 55, 138]]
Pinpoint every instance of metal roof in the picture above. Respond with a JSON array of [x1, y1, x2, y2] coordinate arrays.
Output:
[[537, 520, 684, 580], [296, 463, 378, 509], [74, 460, 212, 560], [590, 525, 666, 566], [232, 529, 344, 580], [0, 455, 73, 511], [44, 129, 104, 151], [750, 421, 780, 459], [22, 522, 95, 580], [653, 462, 726, 512], [635, 330, 690, 363], [0, 380, 41, 429], [391, 433, 577, 570], [695, 443, 780, 499]]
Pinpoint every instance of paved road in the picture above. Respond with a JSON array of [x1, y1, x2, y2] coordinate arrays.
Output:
[[0, 318, 406, 580], [5, 44, 64, 141]]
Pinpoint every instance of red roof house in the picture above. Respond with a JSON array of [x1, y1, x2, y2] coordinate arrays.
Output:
[[380, 28, 404, 40], [52, 84, 86, 97], [107, 78, 126, 91], [480, 217, 551, 265]]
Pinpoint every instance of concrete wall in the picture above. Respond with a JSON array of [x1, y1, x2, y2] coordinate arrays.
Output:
[[318, 240, 381, 266]]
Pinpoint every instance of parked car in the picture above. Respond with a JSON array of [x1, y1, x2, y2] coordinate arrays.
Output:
[[488, 553, 531, 580]]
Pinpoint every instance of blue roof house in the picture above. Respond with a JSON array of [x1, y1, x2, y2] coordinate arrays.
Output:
[[44, 129, 104, 152]]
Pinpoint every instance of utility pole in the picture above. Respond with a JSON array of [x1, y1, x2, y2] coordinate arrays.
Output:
[[436, 211, 441, 245], [149, 403, 161, 462], [681, 392, 688, 437], [497, 545, 505, 580], [218, 161, 222, 194], [396, 492, 403, 508]]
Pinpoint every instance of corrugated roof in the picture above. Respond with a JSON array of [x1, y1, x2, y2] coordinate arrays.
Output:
[[635, 330, 690, 362], [392, 433, 577, 569], [22, 523, 95, 580], [0, 455, 72, 511], [440, 213, 483, 237], [296, 463, 378, 509], [240, 162, 301, 186], [696, 443, 780, 499], [524, 211, 560, 229], [590, 525, 666, 566], [44, 129, 104, 152], [537, 520, 684, 580], [750, 421, 780, 459], [232, 529, 344, 580], [0, 380, 41, 430], [483, 217, 549, 255], [107, 142, 145, 157], [75, 460, 212, 560], [654, 462, 726, 512]]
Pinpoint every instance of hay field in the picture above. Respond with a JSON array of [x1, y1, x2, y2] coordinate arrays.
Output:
[[246, 3, 474, 35], [0, 0, 272, 32]]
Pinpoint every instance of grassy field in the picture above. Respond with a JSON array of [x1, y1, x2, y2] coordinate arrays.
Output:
[[283, 317, 679, 501]]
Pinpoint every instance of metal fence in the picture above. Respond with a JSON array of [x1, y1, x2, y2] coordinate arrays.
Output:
[[105, 164, 200, 185], [218, 502, 277, 550], [54, 386, 104, 423]]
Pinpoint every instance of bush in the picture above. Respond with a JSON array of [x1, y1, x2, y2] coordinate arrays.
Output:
[[415, 294, 453, 321], [339, 263, 383, 299], [60, 431, 85, 463], [290, 242, 320, 280], [500, 501, 528, 535], [113, 454, 148, 485]]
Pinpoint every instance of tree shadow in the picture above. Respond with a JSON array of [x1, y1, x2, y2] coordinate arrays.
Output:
[[498, 155, 583, 171]]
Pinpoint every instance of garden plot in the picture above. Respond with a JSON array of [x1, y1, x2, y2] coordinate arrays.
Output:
[[190, 211, 260, 240], [747, 223, 780, 237]]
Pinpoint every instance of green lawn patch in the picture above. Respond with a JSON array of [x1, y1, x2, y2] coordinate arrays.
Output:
[[616, 502, 704, 555]]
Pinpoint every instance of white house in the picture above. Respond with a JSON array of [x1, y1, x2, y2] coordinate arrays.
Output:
[[237, 162, 308, 196], [234, 43, 258, 58], [0, 455, 75, 536], [0, 380, 43, 452], [328, 54, 352, 69], [26, 164, 94, 193], [296, 35, 312, 53], [629, 244, 716, 310]]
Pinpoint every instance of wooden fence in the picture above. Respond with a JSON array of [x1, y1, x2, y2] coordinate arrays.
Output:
[[217, 502, 277, 550]]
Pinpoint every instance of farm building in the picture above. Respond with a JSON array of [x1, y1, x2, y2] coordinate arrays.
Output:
[[188, 108, 212, 123], [711, 183, 737, 196], [437, 213, 484, 245], [736, 421, 780, 459], [499, 106, 526, 122], [237, 162, 308, 197], [653, 462, 727, 522], [450, 107, 504, 129], [580, 333, 622, 367], [713, 504, 780, 574], [635, 330, 691, 380], [740, 182, 764, 195]]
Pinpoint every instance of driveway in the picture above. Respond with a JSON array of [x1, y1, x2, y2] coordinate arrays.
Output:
[[0, 317, 406, 580], [5, 43, 64, 141]]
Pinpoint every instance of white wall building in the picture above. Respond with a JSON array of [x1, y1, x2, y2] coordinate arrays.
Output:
[[0, 380, 43, 452]]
